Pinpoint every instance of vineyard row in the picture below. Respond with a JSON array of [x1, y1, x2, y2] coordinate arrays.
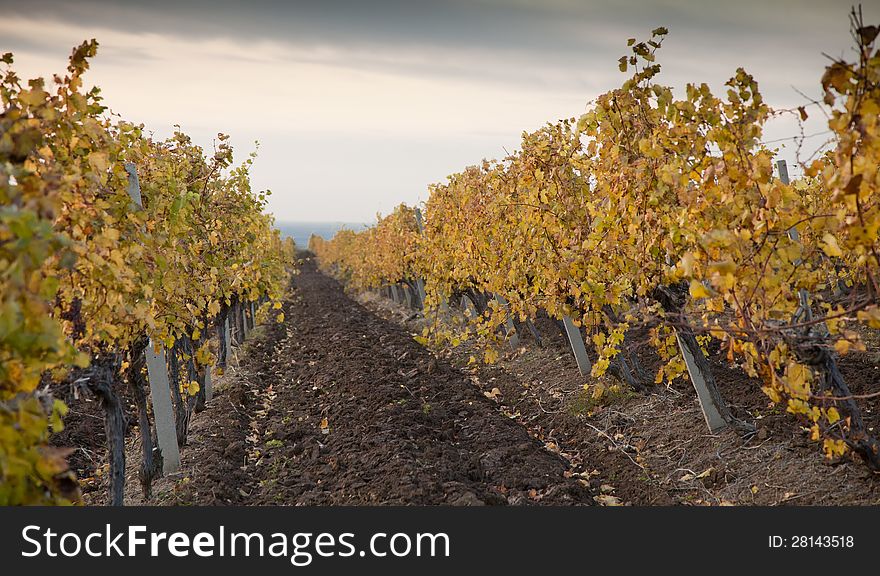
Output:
[[311, 11, 880, 470], [1, 41, 294, 505]]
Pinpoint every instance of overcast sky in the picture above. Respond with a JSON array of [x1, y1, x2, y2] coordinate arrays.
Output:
[[0, 1, 872, 222]]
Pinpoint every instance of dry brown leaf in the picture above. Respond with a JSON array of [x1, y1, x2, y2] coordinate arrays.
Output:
[[594, 494, 623, 506]]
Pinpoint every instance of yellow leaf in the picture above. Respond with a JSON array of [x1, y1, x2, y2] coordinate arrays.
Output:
[[826, 407, 840, 424], [18, 87, 48, 106], [689, 280, 712, 299], [822, 438, 847, 458], [857, 307, 880, 328], [820, 233, 843, 257], [87, 151, 110, 173]]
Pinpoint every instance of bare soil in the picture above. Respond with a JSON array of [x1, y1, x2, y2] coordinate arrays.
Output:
[[137, 256, 593, 505]]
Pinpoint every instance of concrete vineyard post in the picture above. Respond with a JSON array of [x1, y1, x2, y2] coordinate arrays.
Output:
[[562, 316, 592, 376], [415, 279, 427, 309], [654, 281, 732, 433], [777, 159, 813, 321], [224, 317, 232, 366], [125, 162, 144, 207], [145, 343, 182, 473], [494, 294, 520, 349], [413, 209, 428, 309], [664, 303, 731, 434], [204, 365, 213, 402], [125, 163, 181, 474], [675, 333, 729, 433], [461, 295, 478, 319]]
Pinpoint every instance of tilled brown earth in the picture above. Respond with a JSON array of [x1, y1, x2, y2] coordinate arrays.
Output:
[[174, 258, 592, 505]]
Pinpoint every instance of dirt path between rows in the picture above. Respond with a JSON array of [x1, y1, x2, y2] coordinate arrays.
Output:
[[167, 256, 593, 505]]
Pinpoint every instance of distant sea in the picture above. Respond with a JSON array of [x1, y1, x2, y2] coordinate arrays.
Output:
[[275, 221, 370, 249]]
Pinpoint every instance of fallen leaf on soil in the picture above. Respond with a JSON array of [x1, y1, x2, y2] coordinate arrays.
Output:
[[594, 494, 623, 506], [696, 468, 713, 479], [599, 484, 615, 494], [320, 417, 330, 434], [681, 468, 712, 482], [484, 387, 502, 400], [565, 469, 599, 480]]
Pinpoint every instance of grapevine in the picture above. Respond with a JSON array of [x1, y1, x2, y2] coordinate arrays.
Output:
[[315, 12, 880, 469], [0, 41, 293, 504]]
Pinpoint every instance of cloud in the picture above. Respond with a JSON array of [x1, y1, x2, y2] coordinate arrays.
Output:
[[0, 0, 873, 220]]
